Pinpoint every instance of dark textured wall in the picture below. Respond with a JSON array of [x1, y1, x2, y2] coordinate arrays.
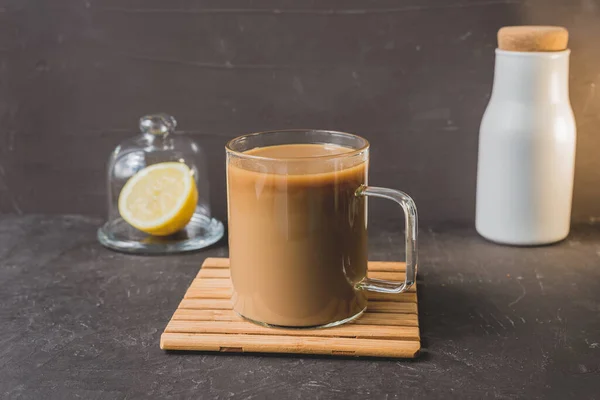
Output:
[[1, 0, 599, 225]]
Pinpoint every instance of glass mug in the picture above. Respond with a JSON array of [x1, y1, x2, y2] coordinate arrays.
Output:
[[226, 130, 418, 328]]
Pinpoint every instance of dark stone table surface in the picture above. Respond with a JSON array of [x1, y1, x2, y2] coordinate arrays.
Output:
[[1, 215, 599, 399]]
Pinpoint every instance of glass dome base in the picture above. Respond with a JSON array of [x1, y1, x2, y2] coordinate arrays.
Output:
[[98, 213, 225, 255]]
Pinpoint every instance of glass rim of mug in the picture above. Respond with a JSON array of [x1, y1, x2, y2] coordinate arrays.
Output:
[[225, 129, 370, 162]]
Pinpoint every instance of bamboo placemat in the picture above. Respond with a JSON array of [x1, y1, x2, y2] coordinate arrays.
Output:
[[161, 258, 420, 358]]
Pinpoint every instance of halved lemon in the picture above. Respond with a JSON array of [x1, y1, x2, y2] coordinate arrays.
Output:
[[118, 162, 198, 236]]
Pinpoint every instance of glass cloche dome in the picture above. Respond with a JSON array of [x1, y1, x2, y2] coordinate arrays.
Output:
[[98, 113, 224, 254]]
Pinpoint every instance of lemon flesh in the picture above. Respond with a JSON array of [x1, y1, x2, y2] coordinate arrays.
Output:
[[118, 162, 198, 236]]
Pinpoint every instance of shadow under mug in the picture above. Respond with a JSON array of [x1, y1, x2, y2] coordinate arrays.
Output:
[[226, 129, 418, 328]]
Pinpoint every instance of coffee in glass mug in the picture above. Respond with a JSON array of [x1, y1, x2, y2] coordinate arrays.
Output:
[[226, 130, 417, 328]]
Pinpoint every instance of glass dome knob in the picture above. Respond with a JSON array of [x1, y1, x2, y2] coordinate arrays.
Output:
[[140, 113, 177, 136]]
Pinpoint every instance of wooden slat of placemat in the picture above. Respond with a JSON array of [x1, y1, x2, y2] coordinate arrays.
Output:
[[170, 308, 420, 327], [161, 334, 420, 358], [161, 258, 420, 358], [184, 282, 417, 302]]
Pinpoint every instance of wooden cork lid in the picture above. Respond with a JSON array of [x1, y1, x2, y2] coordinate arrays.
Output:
[[498, 26, 569, 52]]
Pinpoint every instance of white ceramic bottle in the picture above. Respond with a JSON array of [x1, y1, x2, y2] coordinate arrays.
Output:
[[476, 26, 576, 245]]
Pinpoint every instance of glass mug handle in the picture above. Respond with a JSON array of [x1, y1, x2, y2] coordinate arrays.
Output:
[[356, 185, 418, 294]]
